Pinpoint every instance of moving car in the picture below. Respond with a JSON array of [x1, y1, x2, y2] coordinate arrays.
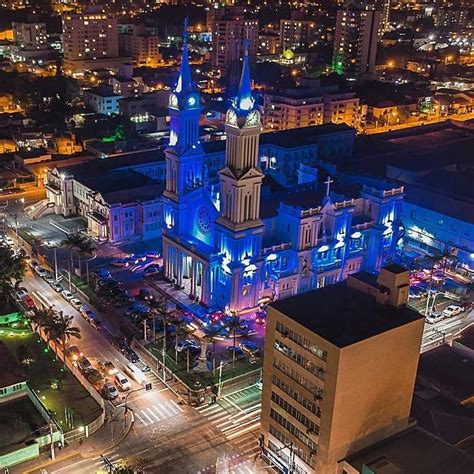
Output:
[[66, 345, 83, 361], [61, 290, 74, 301], [114, 372, 131, 391], [146, 250, 160, 259], [442, 305, 463, 318], [102, 382, 119, 400], [98, 361, 118, 377], [123, 363, 148, 386], [425, 312, 444, 324]]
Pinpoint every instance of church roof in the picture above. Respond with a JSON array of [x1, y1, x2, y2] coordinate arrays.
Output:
[[174, 18, 194, 98]]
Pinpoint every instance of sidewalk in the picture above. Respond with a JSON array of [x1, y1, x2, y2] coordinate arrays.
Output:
[[11, 407, 133, 474]]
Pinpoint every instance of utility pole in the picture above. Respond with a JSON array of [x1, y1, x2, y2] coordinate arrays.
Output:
[[54, 247, 58, 281], [142, 319, 147, 341]]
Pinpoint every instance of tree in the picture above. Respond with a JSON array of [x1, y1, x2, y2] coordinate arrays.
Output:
[[226, 314, 242, 368], [148, 296, 168, 344], [61, 233, 95, 279], [203, 324, 223, 373], [30, 307, 56, 335], [51, 313, 81, 367], [0, 246, 26, 307]]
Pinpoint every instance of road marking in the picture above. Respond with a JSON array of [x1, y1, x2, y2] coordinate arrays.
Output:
[[169, 399, 184, 412], [141, 410, 154, 424], [134, 411, 148, 426], [196, 404, 220, 414], [153, 403, 169, 418], [207, 410, 227, 421], [226, 421, 261, 440], [146, 407, 161, 422]]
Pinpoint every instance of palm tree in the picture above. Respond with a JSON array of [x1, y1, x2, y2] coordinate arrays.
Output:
[[148, 296, 169, 380], [50, 312, 81, 367], [0, 246, 26, 309], [61, 233, 96, 280], [30, 307, 55, 335], [226, 313, 242, 368]]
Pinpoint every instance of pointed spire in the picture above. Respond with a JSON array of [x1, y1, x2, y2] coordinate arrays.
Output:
[[175, 17, 193, 95], [235, 40, 254, 112]]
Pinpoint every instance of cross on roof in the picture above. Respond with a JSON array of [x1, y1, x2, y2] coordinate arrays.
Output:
[[324, 176, 334, 198]]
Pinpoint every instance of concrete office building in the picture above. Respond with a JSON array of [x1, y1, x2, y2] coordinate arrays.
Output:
[[279, 18, 317, 51], [260, 265, 424, 474], [333, 9, 380, 78]]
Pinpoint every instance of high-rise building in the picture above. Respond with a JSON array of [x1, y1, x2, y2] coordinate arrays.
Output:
[[62, 8, 124, 76], [279, 19, 317, 51], [211, 7, 258, 91], [333, 9, 380, 79], [12, 21, 48, 50], [260, 265, 424, 474], [118, 24, 161, 68]]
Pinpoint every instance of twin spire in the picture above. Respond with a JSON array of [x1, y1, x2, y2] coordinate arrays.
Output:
[[234, 40, 254, 112], [175, 17, 193, 96], [175, 20, 253, 111]]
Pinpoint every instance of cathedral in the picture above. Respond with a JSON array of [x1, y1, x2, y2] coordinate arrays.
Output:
[[161, 31, 405, 314]]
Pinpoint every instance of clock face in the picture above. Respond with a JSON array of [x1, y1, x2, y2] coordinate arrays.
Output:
[[197, 206, 212, 234], [246, 110, 260, 127], [187, 95, 197, 107], [169, 93, 178, 108], [226, 109, 238, 127]]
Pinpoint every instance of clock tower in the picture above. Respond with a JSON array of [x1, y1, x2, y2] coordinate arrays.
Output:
[[164, 19, 203, 201], [217, 41, 264, 231], [212, 41, 264, 312]]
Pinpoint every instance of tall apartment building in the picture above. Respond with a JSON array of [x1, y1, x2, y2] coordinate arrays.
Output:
[[279, 19, 316, 51], [118, 24, 161, 68], [260, 265, 424, 474], [12, 21, 48, 50], [263, 82, 366, 131], [211, 7, 258, 91], [333, 9, 380, 79], [62, 8, 124, 76]]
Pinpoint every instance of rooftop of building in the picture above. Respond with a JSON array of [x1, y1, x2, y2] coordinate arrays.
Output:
[[77, 169, 163, 204], [456, 325, 474, 351], [271, 275, 422, 348], [417, 344, 474, 403], [345, 426, 474, 474], [85, 86, 121, 98], [0, 341, 27, 389]]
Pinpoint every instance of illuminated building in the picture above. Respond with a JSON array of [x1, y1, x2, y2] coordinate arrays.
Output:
[[260, 265, 424, 474], [279, 17, 317, 51], [333, 9, 380, 78], [118, 24, 161, 68], [62, 8, 125, 76], [161, 27, 405, 312]]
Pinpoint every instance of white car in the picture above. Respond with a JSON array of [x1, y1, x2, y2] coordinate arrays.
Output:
[[442, 305, 463, 318], [3, 236, 14, 246], [51, 282, 63, 293], [425, 312, 444, 324], [61, 290, 74, 301], [114, 372, 131, 391], [35, 266, 47, 277], [70, 298, 82, 309]]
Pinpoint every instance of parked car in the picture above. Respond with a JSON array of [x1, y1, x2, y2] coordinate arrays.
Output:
[[122, 348, 140, 363], [2, 236, 14, 246], [34, 266, 47, 277], [425, 312, 444, 324], [51, 282, 63, 293], [143, 265, 161, 277], [255, 379, 263, 390], [85, 368, 103, 386], [30, 260, 39, 269], [21, 294, 35, 309], [114, 372, 131, 391], [61, 290, 74, 301], [44, 274, 56, 285], [442, 305, 463, 318], [77, 357, 93, 373], [239, 341, 260, 357], [102, 382, 119, 400], [15, 289, 28, 300], [112, 337, 129, 351], [134, 253, 147, 262], [126, 254, 140, 265], [70, 298, 82, 310], [175, 339, 200, 353], [227, 345, 245, 359], [255, 312, 266, 325], [93, 267, 111, 279], [66, 345, 83, 361]]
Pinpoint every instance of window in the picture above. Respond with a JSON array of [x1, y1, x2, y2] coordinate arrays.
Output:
[[437, 219, 444, 226]]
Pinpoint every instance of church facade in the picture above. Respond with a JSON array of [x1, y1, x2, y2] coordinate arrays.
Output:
[[161, 34, 406, 313]]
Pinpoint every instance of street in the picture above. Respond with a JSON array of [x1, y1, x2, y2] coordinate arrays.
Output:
[[14, 268, 262, 474]]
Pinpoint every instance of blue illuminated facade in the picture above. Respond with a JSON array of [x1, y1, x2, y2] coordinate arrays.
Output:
[[162, 32, 405, 313]]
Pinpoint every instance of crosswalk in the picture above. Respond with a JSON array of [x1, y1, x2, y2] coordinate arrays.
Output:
[[133, 398, 184, 427], [51, 449, 123, 473], [195, 401, 261, 450]]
